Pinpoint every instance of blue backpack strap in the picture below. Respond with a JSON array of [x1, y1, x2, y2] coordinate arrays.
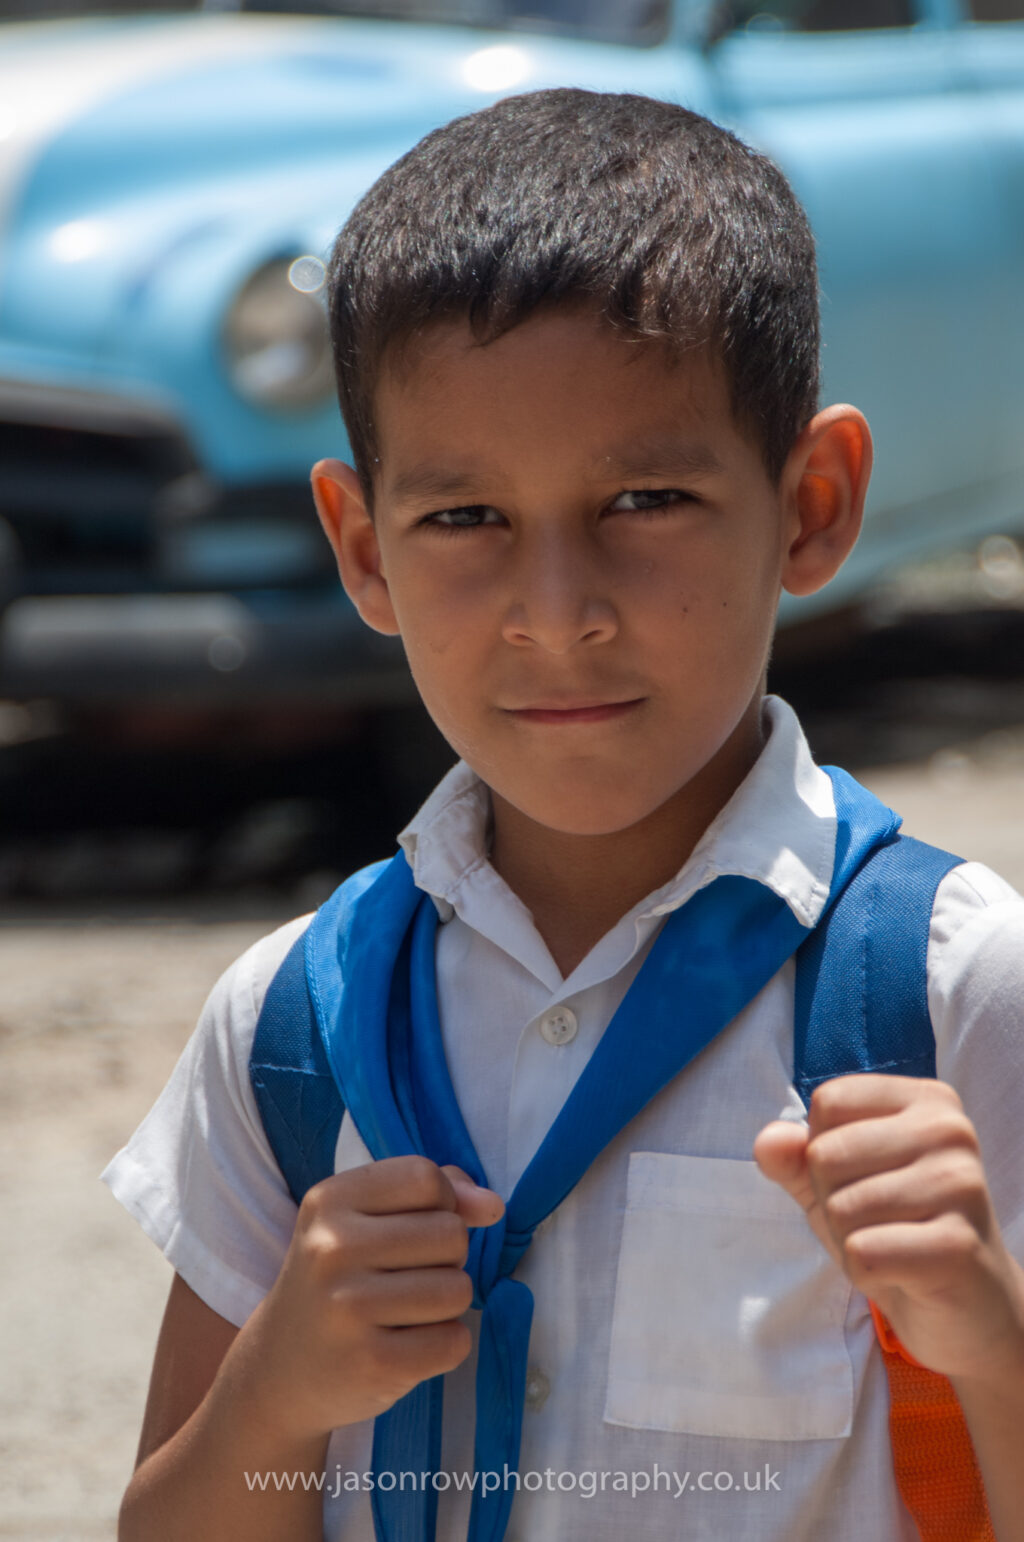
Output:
[[249, 859, 392, 1205], [794, 833, 964, 1106], [794, 823, 1000, 1540], [249, 926, 344, 1205]]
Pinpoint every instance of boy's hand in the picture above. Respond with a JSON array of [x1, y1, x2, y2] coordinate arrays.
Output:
[[754, 1075, 1024, 1383], [235, 1156, 504, 1446]]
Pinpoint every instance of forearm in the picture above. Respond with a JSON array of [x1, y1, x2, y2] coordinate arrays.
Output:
[[953, 1365, 1024, 1542], [119, 1325, 331, 1542], [952, 1260, 1024, 1542]]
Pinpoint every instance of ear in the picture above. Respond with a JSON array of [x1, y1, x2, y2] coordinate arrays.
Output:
[[310, 458, 399, 636], [780, 406, 873, 598]]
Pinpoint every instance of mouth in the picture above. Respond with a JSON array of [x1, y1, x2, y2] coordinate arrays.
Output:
[[504, 698, 645, 725]]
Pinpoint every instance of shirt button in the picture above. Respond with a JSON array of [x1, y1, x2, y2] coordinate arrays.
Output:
[[524, 1365, 551, 1411], [539, 1006, 578, 1046]]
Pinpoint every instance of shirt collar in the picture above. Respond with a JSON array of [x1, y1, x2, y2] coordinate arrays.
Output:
[[397, 761, 495, 926], [397, 695, 836, 934]]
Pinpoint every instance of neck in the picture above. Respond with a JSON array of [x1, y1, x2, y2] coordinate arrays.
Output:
[[489, 702, 767, 977]]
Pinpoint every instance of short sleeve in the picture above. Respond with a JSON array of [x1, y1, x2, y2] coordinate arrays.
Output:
[[929, 862, 1024, 1264], [100, 913, 312, 1327]]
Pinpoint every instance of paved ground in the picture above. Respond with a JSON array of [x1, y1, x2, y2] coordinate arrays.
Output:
[[1, 710, 1022, 1539], [0, 919, 283, 1540]]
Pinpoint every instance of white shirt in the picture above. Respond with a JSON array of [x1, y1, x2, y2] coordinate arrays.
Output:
[[102, 696, 1024, 1542]]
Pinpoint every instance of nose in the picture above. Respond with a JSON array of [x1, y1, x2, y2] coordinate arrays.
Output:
[[501, 531, 618, 653]]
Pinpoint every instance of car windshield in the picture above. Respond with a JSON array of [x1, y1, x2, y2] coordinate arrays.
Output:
[[0, 0, 669, 46]]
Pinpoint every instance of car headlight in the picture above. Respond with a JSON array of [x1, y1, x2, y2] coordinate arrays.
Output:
[[222, 255, 334, 411]]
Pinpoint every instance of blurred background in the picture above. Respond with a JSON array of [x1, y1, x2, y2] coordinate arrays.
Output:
[[1, 1, 1022, 1536]]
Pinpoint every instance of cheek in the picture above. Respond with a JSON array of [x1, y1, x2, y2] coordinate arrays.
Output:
[[636, 549, 777, 679], [387, 566, 480, 658], [390, 585, 490, 732]]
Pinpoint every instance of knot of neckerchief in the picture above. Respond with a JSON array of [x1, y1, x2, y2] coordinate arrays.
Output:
[[465, 1218, 533, 1309]]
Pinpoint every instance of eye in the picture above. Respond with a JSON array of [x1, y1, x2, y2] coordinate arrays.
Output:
[[420, 505, 504, 531], [609, 488, 691, 514]]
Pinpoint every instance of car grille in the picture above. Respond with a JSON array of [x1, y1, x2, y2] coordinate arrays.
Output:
[[0, 382, 196, 593], [0, 381, 333, 595]]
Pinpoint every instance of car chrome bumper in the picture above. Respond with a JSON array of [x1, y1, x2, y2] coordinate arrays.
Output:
[[0, 590, 414, 708]]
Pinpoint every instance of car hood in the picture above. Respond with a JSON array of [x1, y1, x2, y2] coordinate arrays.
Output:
[[0, 13, 692, 375]]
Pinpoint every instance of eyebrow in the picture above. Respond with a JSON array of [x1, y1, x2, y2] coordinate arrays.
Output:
[[596, 434, 726, 481], [385, 434, 726, 505], [386, 463, 493, 504]]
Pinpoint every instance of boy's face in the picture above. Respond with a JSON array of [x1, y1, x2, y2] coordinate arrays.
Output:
[[316, 308, 866, 839]]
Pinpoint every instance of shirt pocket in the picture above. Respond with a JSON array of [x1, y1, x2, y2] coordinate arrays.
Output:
[[603, 1150, 854, 1442]]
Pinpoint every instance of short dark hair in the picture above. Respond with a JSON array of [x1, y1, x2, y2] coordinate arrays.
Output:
[[327, 88, 819, 500]]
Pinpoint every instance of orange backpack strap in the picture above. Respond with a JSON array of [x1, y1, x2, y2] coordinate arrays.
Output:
[[869, 1304, 995, 1542]]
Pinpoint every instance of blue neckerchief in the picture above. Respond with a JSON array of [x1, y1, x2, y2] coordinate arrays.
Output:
[[307, 766, 900, 1542]]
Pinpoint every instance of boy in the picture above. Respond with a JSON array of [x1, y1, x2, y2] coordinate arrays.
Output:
[[103, 90, 1024, 1541]]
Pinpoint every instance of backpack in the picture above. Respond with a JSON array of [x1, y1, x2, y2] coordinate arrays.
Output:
[[249, 834, 993, 1542]]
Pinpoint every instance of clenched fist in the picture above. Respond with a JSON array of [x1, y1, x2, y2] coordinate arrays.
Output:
[[754, 1075, 1024, 1384], [237, 1156, 505, 1446]]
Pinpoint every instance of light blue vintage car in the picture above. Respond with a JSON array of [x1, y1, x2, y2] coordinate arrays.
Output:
[[0, 0, 1021, 713]]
